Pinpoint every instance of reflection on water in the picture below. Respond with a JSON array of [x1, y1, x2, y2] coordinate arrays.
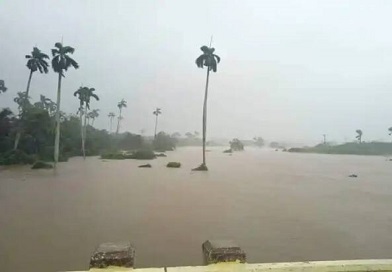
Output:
[[1, 147, 392, 272]]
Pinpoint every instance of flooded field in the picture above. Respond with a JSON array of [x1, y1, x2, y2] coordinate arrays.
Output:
[[1, 147, 392, 272]]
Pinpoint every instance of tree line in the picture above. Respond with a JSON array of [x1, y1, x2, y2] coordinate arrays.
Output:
[[1, 41, 222, 170]]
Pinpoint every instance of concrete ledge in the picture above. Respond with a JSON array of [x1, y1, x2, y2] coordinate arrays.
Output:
[[67, 260, 392, 272], [168, 260, 392, 272]]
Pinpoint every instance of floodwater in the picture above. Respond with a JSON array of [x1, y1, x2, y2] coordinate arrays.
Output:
[[1, 147, 392, 272]]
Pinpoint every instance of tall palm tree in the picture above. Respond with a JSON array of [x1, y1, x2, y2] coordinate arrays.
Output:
[[89, 109, 100, 126], [108, 112, 115, 133], [116, 99, 127, 134], [25, 47, 50, 97], [14, 47, 50, 150], [194, 45, 220, 170], [153, 107, 162, 139], [74, 86, 99, 159], [0, 80, 7, 93], [355, 129, 363, 143], [52, 42, 79, 165]]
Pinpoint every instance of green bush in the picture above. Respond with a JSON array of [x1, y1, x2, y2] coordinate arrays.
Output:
[[167, 162, 181, 168]]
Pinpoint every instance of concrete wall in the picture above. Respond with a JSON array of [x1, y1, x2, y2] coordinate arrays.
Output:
[[70, 260, 392, 272]]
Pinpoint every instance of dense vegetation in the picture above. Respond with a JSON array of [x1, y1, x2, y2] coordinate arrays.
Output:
[[0, 94, 178, 165]]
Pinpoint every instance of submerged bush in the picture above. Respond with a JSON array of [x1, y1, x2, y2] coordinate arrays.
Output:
[[31, 161, 53, 169], [101, 149, 156, 160], [132, 149, 156, 160], [167, 162, 181, 168]]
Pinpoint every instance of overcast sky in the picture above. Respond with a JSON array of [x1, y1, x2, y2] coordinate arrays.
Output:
[[1, 0, 392, 144]]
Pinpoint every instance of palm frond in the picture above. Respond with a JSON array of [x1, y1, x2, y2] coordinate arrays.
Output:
[[211, 61, 217, 72], [195, 55, 205, 68], [63, 46, 75, 54], [65, 55, 79, 69], [213, 54, 221, 63], [37, 64, 43, 73], [40, 52, 50, 59], [25, 55, 32, 59], [91, 93, 99, 101]]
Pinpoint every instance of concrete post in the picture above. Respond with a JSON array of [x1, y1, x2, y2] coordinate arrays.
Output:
[[89, 242, 135, 269], [202, 240, 246, 264]]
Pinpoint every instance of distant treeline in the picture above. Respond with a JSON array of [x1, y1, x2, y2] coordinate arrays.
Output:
[[288, 142, 392, 156]]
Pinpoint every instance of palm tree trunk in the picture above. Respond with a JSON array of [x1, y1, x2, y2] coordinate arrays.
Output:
[[54, 73, 62, 166], [110, 118, 113, 133], [14, 70, 33, 150], [154, 114, 158, 139], [116, 108, 122, 134], [83, 111, 87, 158], [80, 110, 85, 159], [92, 119, 95, 127], [202, 68, 210, 166]]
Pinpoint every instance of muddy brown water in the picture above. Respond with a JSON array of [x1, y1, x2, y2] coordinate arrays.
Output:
[[1, 147, 392, 272]]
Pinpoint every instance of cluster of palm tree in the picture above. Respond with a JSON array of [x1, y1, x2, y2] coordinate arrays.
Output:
[[2, 41, 221, 170], [9, 43, 79, 166]]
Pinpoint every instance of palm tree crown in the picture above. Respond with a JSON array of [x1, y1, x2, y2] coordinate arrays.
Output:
[[108, 112, 115, 118], [14, 92, 30, 112], [89, 109, 100, 119], [51, 43, 79, 76], [388, 127, 392, 136], [74, 87, 99, 110], [195, 46, 221, 72], [118, 99, 127, 109], [26, 47, 50, 73], [153, 108, 162, 116], [355, 129, 363, 143], [0, 80, 7, 93]]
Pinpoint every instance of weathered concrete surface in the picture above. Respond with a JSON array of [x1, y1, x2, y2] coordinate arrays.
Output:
[[202, 240, 246, 264], [89, 242, 135, 269], [69, 260, 392, 272], [168, 260, 392, 272]]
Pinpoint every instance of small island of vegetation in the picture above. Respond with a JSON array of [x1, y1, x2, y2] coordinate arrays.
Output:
[[289, 139, 392, 157]]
